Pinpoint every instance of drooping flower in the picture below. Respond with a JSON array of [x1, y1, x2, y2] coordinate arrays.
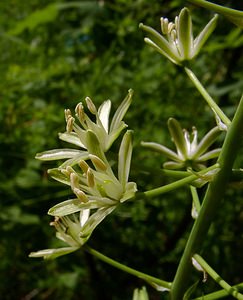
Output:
[[139, 7, 218, 65], [142, 118, 222, 170], [29, 210, 90, 259], [30, 129, 137, 259]]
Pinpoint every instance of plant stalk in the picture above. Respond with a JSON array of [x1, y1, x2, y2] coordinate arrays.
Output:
[[193, 254, 243, 299], [184, 67, 231, 126], [85, 246, 172, 290], [170, 95, 243, 299], [193, 283, 243, 300]]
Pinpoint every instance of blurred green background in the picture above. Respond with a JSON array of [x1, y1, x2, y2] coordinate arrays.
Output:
[[0, 0, 242, 299]]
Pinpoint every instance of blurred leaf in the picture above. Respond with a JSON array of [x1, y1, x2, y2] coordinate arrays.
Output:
[[8, 4, 59, 35]]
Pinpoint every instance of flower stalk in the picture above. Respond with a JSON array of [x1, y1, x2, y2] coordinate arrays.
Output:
[[184, 67, 231, 127], [85, 246, 172, 290], [193, 254, 243, 299], [170, 95, 243, 299]]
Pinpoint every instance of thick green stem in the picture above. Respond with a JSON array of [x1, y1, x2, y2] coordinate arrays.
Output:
[[85, 246, 172, 290], [184, 67, 231, 126], [193, 254, 243, 299], [170, 95, 243, 299]]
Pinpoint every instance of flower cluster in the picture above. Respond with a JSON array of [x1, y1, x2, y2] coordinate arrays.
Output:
[[142, 118, 222, 171], [139, 7, 218, 65], [30, 90, 137, 259]]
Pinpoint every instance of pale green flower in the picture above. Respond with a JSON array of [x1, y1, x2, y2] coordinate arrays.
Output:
[[139, 7, 218, 65], [29, 210, 90, 259], [35, 89, 133, 168], [30, 130, 137, 259], [142, 118, 222, 170]]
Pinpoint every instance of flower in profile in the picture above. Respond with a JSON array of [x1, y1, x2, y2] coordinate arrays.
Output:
[[29, 210, 90, 259], [30, 130, 137, 259], [35, 89, 133, 168], [139, 7, 218, 65], [141, 118, 222, 171]]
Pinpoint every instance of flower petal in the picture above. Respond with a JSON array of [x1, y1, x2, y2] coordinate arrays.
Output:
[[141, 141, 180, 162], [197, 148, 221, 162], [29, 247, 79, 260], [193, 14, 218, 57], [109, 89, 133, 134], [168, 118, 188, 159], [191, 126, 221, 158], [98, 100, 111, 133], [58, 132, 86, 148], [48, 198, 96, 216], [60, 153, 89, 168], [118, 130, 133, 188], [177, 8, 193, 59], [80, 206, 116, 238], [120, 182, 137, 202], [35, 149, 83, 161], [86, 130, 107, 161], [139, 23, 180, 64], [48, 168, 70, 185]]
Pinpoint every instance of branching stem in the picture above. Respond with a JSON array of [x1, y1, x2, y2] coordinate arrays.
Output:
[[193, 254, 243, 299], [170, 95, 243, 299]]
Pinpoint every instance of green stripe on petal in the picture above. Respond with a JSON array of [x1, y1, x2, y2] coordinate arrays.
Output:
[[139, 23, 180, 64], [110, 89, 133, 134], [177, 8, 193, 60], [141, 141, 180, 162], [168, 118, 188, 159], [80, 206, 116, 238], [58, 132, 86, 148], [48, 168, 70, 185], [118, 130, 133, 188], [60, 153, 89, 168], [86, 130, 107, 161], [48, 198, 99, 216], [29, 247, 79, 260], [192, 126, 221, 158], [35, 148, 82, 161], [193, 14, 218, 57]]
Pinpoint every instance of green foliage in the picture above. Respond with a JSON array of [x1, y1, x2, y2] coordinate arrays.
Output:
[[0, 0, 242, 299]]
